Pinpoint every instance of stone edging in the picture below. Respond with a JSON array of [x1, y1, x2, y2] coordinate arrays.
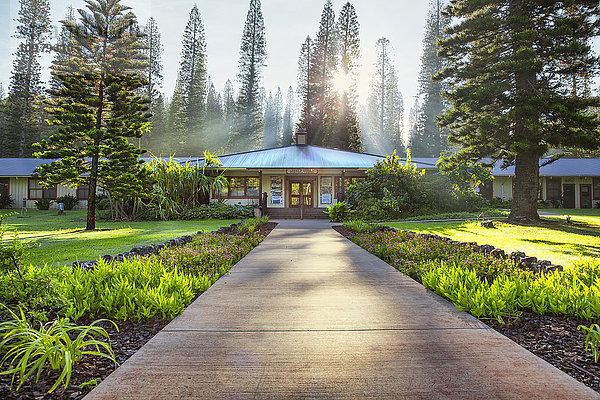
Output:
[[72, 223, 240, 270], [377, 225, 564, 273]]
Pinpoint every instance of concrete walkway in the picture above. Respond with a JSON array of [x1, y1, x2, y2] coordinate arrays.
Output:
[[85, 220, 598, 399]]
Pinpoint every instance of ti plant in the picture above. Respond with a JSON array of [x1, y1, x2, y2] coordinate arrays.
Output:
[[0, 307, 118, 393], [578, 324, 600, 363]]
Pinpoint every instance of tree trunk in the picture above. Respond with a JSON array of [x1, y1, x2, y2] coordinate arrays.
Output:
[[86, 152, 99, 230], [508, 151, 540, 223]]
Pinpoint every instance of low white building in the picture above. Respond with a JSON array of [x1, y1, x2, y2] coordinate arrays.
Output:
[[1, 138, 598, 214]]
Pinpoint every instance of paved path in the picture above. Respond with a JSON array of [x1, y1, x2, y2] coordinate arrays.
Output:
[[85, 220, 598, 399]]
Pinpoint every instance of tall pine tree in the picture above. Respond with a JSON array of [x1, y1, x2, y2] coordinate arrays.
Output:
[[36, 0, 150, 230], [297, 36, 314, 134], [306, 0, 338, 146], [223, 79, 236, 143], [282, 86, 295, 146], [50, 6, 78, 93], [335, 1, 361, 151], [437, 0, 600, 222], [263, 92, 278, 148], [205, 78, 225, 151], [367, 37, 404, 155], [409, 0, 451, 157], [4, 0, 52, 157], [230, 0, 267, 152], [141, 17, 164, 152], [274, 87, 283, 145], [176, 5, 207, 155]]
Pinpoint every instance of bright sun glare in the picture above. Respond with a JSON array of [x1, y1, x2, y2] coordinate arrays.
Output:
[[332, 71, 354, 94]]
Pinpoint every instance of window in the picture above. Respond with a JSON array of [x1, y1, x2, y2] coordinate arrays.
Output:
[[77, 185, 89, 200], [546, 178, 561, 201], [28, 179, 57, 200], [594, 178, 600, 200], [334, 176, 366, 194], [246, 177, 260, 197], [221, 177, 260, 198], [0, 178, 8, 198]]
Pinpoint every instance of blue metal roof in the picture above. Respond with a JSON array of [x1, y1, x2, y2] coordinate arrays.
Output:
[[0, 158, 54, 176], [0, 150, 597, 176], [491, 158, 600, 177]]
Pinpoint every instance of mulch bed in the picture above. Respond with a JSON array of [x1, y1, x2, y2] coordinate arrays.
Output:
[[485, 313, 600, 392], [334, 224, 600, 393], [0, 222, 278, 399]]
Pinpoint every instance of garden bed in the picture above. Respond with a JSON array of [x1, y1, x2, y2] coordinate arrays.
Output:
[[0, 220, 276, 399], [334, 224, 600, 393]]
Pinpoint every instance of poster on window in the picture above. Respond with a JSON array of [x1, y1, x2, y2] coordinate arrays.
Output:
[[271, 177, 283, 204], [320, 177, 333, 204]]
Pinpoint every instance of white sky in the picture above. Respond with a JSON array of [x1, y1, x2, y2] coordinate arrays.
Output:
[[0, 0, 433, 114]]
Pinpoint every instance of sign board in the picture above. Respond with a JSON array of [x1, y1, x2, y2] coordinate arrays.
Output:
[[286, 169, 318, 175]]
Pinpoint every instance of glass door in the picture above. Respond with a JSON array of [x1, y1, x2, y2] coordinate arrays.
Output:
[[290, 182, 313, 208]]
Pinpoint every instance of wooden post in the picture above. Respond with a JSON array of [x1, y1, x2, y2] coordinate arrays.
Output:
[[341, 171, 346, 202], [258, 170, 263, 216]]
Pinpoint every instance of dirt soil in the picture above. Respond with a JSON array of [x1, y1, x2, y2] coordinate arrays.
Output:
[[0, 222, 278, 399], [334, 224, 600, 393]]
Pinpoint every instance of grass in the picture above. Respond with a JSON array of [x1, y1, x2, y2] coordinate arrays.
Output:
[[384, 209, 600, 267], [0, 210, 239, 266]]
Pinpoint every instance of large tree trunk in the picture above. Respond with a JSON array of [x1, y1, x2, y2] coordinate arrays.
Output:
[[508, 151, 540, 223]]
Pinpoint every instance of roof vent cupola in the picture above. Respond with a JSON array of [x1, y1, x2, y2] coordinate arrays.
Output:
[[295, 128, 308, 146]]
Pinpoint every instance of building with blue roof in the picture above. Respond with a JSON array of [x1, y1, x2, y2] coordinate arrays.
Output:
[[0, 131, 599, 214]]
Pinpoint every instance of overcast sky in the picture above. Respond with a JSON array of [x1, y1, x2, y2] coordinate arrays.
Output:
[[0, 0, 434, 114]]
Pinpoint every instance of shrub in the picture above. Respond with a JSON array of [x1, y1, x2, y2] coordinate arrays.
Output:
[[236, 216, 269, 235], [34, 198, 53, 210], [0, 194, 15, 209], [55, 194, 80, 210], [326, 201, 353, 222], [0, 307, 117, 393], [342, 220, 377, 233]]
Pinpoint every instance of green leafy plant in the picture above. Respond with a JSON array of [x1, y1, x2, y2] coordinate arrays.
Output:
[[236, 216, 269, 235], [0, 194, 15, 209], [342, 220, 378, 233], [55, 194, 80, 210], [326, 201, 353, 222], [34, 198, 53, 210], [0, 307, 117, 393], [578, 324, 600, 363]]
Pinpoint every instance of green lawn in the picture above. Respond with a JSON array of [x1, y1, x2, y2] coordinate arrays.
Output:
[[384, 209, 600, 267], [0, 210, 239, 266]]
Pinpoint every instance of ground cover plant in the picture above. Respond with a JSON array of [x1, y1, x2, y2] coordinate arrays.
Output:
[[345, 227, 600, 321], [0, 210, 240, 266], [383, 210, 600, 267], [0, 217, 274, 397]]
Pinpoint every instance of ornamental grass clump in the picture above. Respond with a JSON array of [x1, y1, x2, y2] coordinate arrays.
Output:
[[0, 307, 117, 393]]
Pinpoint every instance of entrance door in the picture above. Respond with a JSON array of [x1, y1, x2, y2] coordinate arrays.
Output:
[[581, 184, 592, 209], [290, 181, 313, 208], [563, 184, 575, 208]]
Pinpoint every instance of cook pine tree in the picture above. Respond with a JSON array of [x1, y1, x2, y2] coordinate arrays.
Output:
[[282, 86, 295, 146], [176, 4, 208, 155], [263, 92, 278, 148], [335, 1, 362, 151], [437, 0, 600, 222], [306, 0, 338, 146], [409, 0, 451, 157], [230, 0, 267, 152], [367, 37, 405, 155], [141, 16, 164, 152], [35, 0, 151, 230], [4, 0, 52, 157], [297, 36, 314, 136]]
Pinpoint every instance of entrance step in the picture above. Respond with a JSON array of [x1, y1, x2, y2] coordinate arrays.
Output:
[[266, 207, 329, 219]]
